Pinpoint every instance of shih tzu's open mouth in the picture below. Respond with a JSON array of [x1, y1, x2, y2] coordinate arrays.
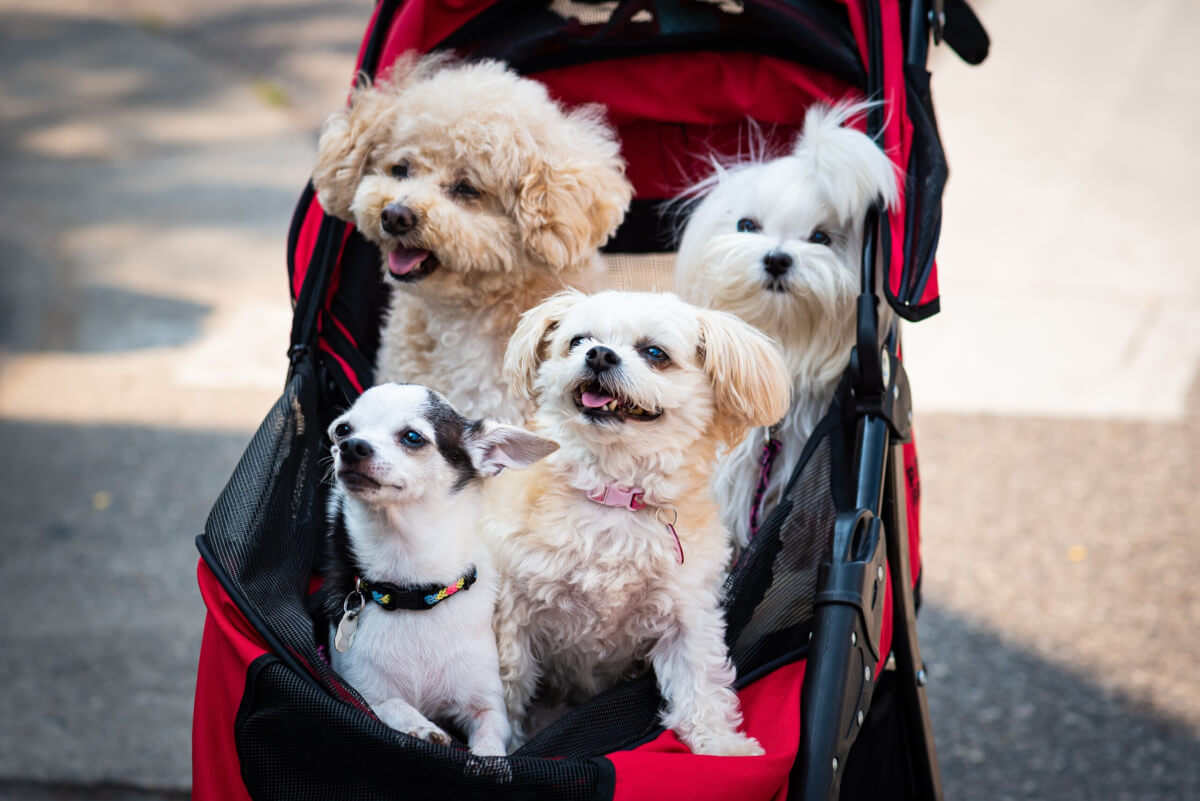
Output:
[[573, 382, 662, 422], [386, 248, 441, 283]]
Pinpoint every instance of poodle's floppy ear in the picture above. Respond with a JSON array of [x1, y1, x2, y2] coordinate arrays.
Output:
[[792, 101, 901, 222], [311, 55, 429, 220], [503, 290, 586, 402], [515, 106, 633, 270], [697, 309, 791, 445]]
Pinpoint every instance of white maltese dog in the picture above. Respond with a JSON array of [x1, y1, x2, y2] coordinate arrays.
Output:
[[674, 102, 899, 551], [486, 290, 790, 756], [322, 382, 557, 754], [312, 54, 632, 421]]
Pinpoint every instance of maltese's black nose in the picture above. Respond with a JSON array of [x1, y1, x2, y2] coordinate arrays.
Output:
[[381, 203, 418, 235], [585, 345, 620, 373], [339, 438, 374, 463], [762, 250, 793, 276]]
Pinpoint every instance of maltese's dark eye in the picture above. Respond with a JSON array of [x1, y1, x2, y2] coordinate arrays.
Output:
[[399, 430, 426, 448], [451, 180, 480, 199], [736, 217, 761, 233], [808, 230, 832, 246], [641, 345, 670, 363], [569, 335, 588, 350], [333, 422, 351, 438], [390, 162, 409, 179]]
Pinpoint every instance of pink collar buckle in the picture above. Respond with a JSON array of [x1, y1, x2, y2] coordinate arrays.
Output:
[[586, 482, 646, 511]]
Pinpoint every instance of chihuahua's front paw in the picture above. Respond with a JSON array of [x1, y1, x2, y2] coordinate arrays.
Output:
[[684, 729, 765, 757], [375, 699, 452, 746]]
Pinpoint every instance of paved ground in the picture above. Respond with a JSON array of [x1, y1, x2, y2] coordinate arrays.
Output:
[[0, 1, 1196, 799]]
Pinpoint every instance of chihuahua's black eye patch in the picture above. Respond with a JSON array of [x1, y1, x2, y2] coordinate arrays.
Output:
[[334, 422, 352, 438], [390, 162, 409, 179], [736, 217, 761, 233], [399, 430, 427, 448]]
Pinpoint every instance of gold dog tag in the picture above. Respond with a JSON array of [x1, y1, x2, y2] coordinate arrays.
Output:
[[334, 610, 358, 653]]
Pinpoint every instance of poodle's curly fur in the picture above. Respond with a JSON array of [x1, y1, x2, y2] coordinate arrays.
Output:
[[313, 54, 632, 421]]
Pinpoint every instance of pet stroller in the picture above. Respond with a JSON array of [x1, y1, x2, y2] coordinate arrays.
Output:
[[192, 1, 987, 798]]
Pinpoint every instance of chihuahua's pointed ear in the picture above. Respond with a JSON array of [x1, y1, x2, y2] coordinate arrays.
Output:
[[792, 101, 900, 223], [311, 55, 429, 220], [465, 422, 558, 477], [698, 309, 791, 446], [516, 105, 632, 270], [503, 290, 586, 402]]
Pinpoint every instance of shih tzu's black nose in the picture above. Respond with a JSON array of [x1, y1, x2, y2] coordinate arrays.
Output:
[[381, 203, 418, 235], [339, 438, 374, 463], [763, 250, 793, 277], [585, 345, 620, 373]]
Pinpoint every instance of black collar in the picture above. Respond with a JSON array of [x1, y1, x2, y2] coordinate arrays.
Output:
[[355, 566, 478, 611]]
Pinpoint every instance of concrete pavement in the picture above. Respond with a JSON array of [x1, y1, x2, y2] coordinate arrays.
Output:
[[0, 1, 1196, 799]]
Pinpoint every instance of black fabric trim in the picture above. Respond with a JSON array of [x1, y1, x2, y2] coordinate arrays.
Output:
[[437, 0, 866, 90], [286, 181, 315, 304], [588, 757, 617, 801], [360, 0, 402, 80], [602, 198, 675, 254], [196, 534, 325, 695], [358, 567, 478, 611]]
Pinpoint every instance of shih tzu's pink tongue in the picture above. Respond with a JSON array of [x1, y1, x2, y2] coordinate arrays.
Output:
[[387, 248, 429, 276], [581, 391, 615, 408]]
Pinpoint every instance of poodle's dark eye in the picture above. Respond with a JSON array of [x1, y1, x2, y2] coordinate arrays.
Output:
[[569, 335, 588, 350], [451, 180, 480, 199], [641, 345, 670, 364], [390, 162, 409, 179], [808, 230, 832, 246], [399, 430, 426, 448], [736, 217, 761, 233], [333, 422, 352, 438]]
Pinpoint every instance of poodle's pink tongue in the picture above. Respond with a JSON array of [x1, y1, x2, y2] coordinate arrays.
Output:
[[581, 391, 615, 409], [387, 248, 429, 276]]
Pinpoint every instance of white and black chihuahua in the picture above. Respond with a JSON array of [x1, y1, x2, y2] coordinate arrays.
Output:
[[321, 382, 557, 755]]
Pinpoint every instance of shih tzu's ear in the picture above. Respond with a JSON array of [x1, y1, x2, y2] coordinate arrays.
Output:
[[311, 54, 432, 220], [503, 290, 586, 402], [515, 105, 632, 270], [792, 101, 901, 223], [697, 309, 791, 446]]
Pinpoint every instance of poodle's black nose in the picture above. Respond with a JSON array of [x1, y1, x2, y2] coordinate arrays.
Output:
[[585, 345, 620, 373], [339, 438, 374, 463], [763, 250, 793, 277], [381, 203, 418, 235]]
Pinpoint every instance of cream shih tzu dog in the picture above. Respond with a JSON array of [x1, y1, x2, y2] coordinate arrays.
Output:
[[312, 54, 632, 421], [486, 290, 790, 756], [674, 102, 899, 551]]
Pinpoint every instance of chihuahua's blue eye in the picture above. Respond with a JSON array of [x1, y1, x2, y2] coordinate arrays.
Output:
[[736, 217, 760, 233], [642, 345, 669, 363], [808, 230, 832, 246], [569, 335, 587, 350], [390, 162, 409, 179], [334, 422, 351, 438], [400, 430, 426, 447]]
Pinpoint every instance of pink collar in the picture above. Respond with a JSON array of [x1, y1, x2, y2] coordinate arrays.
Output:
[[584, 482, 684, 565], [586, 482, 646, 511]]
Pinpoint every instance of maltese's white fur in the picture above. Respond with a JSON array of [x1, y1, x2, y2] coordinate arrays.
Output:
[[486, 290, 790, 755], [312, 54, 632, 421], [322, 382, 556, 754], [674, 102, 899, 550]]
